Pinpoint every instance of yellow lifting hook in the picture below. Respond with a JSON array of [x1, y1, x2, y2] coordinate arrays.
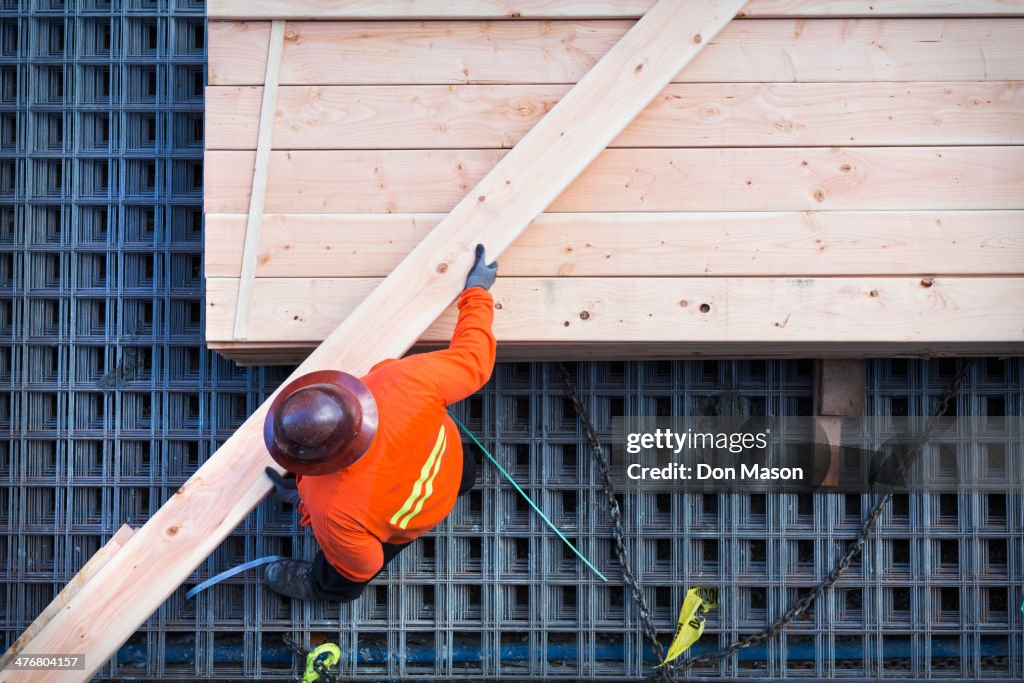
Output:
[[303, 643, 342, 683]]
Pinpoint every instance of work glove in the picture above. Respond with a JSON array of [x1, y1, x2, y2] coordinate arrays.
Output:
[[464, 243, 498, 291], [265, 467, 301, 507]]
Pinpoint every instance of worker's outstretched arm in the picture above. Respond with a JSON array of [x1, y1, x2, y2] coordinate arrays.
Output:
[[413, 245, 498, 405]]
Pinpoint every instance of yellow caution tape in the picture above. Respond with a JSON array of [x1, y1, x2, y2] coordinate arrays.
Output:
[[658, 586, 718, 667]]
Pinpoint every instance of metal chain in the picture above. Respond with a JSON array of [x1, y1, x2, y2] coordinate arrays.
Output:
[[557, 364, 667, 668], [282, 634, 308, 677], [559, 360, 973, 680], [313, 657, 341, 683], [282, 634, 342, 683]]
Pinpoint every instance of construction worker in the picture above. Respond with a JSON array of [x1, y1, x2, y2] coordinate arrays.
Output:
[[260, 245, 498, 601]]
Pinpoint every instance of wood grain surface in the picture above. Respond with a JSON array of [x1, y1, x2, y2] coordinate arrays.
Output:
[[204, 211, 1024, 277], [205, 276, 1024, 343], [204, 146, 1024, 214], [208, 19, 1024, 85], [205, 81, 1024, 150], [208, 0, 1024, 19]]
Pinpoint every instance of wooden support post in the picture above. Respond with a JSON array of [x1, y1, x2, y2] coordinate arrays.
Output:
[[0, 526, 136, 669], [3, 2, 746, 679], [813, 359, 867, 488], [232, 19, 285, 340]]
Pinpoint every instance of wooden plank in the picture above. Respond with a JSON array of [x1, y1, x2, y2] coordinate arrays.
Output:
[[208, 0, 1024, 20], [0, 526, 136, 670], [204, 211, 1024, 278], [208, 19, 1024, 86], [204, 276, 1024, 344], [203, 146, 1024, 214], [815, 359, 867, 416], [208, 340, 1024, 365], [233, 20, 285, 341], [204, 81, 1024, 150], [813, 359, 866, 487], [739, 0, 1024, 17], [12, 3, 743, 678]]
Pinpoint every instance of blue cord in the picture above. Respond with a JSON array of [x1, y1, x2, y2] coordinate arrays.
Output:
[[449, 412, 609, 582], [186, 555, 284, 599]]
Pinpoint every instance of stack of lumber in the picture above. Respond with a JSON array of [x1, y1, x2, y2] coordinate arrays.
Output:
[[204, 0, 1024, 365]]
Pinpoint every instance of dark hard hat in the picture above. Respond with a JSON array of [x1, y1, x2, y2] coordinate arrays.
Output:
[[264, 370, 378, 475]]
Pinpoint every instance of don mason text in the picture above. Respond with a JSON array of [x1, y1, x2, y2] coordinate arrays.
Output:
[[626, 462, 804, 481]]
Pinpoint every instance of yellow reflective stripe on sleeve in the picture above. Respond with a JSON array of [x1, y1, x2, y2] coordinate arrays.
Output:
[[389, 425, 446, 527], [397, 428, 447, 530]]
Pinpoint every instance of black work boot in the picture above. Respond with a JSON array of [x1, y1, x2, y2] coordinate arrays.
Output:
[[263, 559, 321, 600]]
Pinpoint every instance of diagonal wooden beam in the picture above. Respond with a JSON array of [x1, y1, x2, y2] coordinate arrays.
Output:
[[3, 1, 746, 679]]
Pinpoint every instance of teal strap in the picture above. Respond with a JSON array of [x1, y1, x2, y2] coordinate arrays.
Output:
[[186, 555, 284, 599], [449, 412, 608, 582]]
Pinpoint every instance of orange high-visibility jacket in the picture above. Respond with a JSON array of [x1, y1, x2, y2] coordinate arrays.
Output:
[[296, 287, 496, 582]]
